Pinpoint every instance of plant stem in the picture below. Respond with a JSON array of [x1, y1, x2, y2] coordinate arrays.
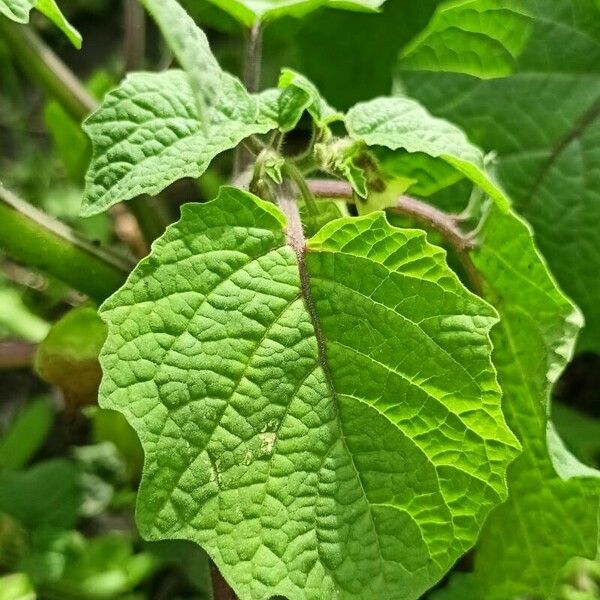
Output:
[[234, 24, 263, 177], [1, 18, 170, 247], [243, 23, 263, 94], [123, 0, 146, 72], [210, 561, 237, 600], [0, 19, 96, 122], [306, 178, 482, 294], [0, 186, 132, 302], [0, 341, 36, 370]]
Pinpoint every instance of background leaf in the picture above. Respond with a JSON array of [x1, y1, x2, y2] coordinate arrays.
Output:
[[434, 206, 600, 600], [396, 0, 600, 351]]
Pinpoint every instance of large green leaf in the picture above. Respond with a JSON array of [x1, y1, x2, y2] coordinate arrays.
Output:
[[207, 0, 385, 26], [434, 206, 600, 600], [346, 96, 510, 211], [397, 0, 600, 351], [98, 186, 518, 599], [0, 0, 81, 48], [81, 71, 272, 216]]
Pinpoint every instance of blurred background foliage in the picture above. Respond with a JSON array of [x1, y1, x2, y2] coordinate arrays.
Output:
[[0, 0, 599, 598]]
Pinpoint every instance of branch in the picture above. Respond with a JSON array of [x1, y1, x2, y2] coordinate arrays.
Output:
[[306, 179, 482, 295], [0, 341, 37, 370], [0, 186, 132, 303]]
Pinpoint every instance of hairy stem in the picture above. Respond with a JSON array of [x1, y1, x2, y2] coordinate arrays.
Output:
[[306, 178, 482, 294], [234, 24, 263, 177], [1, 19, 170, 247], [0, 186, 131, 302], [243, 23, 263, 94]]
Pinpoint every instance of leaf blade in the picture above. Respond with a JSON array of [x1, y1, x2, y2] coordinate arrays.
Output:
[[346, 96, 510, 211], [98, 186, 518, 599]]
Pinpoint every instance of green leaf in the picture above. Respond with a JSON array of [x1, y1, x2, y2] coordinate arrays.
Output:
[[434, 206, 600, 600], [140, 0, 222, 121], [0, 0, 34, 22], [81, 70, 272, 216], [346, 96, 510, 211], [98, 185, 518, 599], [278, 68, 343, 131], [35, 0, 81, 49], [255, 70, 342, 132], [399, 0, 533, 78], [206, 0, 385, 26], [0, 397, 54, 470], [397, 0, 600, 351], [0, 460, 81, 532], [0, 0, 81, 48], [55, 533, 157, 598]]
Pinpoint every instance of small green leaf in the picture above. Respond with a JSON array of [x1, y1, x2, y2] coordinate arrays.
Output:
[[0, 460, 81, 532], [346, 96, 511, 211], [256, 70, 342, 132], [81, 70, 272, 216], [0, 0, 81, 48], [98, 186, 518, 599], [206, 0, 385, 26], [0, 397, 54, 470], [278, 68, 343, 131], [434, 206, 600, 600], [140, 0, 222, 121]]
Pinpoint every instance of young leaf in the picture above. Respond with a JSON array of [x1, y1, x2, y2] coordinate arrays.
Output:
[[98, 186, 519, 599], [140, 0, 222, 121], [346, 96, 510, 212], [397, 0, 600, 352], [0, 0, 81, 48], [81, 70, 272, 216], [206, 0, 385, 27], [434, 206, 600, 600], [255, 69, 342, 132]]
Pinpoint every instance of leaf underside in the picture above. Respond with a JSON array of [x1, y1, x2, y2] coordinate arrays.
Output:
[[98, 186, 518, 599], [206, 0, 385, 27]]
